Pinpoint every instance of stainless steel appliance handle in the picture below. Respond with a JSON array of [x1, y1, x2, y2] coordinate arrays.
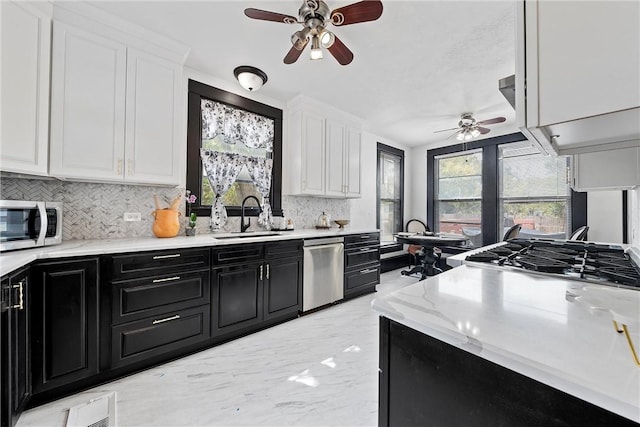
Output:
[[35, 202, 47, 246]]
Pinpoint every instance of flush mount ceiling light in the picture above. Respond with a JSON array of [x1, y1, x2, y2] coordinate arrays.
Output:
[[233, 66, 268, 92]]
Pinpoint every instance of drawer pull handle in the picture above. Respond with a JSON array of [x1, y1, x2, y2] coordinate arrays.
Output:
[[152, 314, 180, 325], [360, 235, 370, 239], [152, 276, 181, 283], [153, 254, 181, 260], [11, 281, 24, 310], [360, 268, 377, 274], [359, 248, 377, 253]]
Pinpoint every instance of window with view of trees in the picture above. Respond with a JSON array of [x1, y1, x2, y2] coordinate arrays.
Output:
[[499, 141, 571, 240], [427, 133, 586, 247], [377, 143, 404, 245], [435, 151, 483, 246]]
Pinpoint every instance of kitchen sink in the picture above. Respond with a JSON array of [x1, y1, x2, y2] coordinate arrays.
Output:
[[212, 231, 282, 240]]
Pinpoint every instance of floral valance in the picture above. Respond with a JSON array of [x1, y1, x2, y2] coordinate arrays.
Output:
[[201, 100, 274, 150]]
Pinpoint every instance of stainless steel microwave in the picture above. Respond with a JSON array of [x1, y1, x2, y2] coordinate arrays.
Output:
[[0, 200, 63, 252]]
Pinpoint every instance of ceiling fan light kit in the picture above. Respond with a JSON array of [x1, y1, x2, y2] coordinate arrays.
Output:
[[435, 113, 506, 141], [244, 0, 383, 65], [233, 66, 268, 92]]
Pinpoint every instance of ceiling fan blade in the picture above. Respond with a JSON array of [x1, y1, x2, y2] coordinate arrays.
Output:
[[447, 130, 461, 140], [284, 40, 308, 64], [477, 126, 491, 134], [476, 116, 506, 126], [434, 127, 460, 133], [330, 0, 383, 26], [244, 8, 298, 24], [327, 35, 354, 65]]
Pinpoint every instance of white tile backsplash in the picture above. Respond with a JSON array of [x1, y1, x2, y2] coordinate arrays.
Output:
[[0, 177, 352, 240]]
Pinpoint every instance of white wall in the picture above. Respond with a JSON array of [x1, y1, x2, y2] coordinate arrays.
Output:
[[586, 191, 623, 243], [349, 131, 410, 230]]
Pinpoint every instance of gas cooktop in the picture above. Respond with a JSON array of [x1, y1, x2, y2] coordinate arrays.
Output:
[[464, 238, 640, 290]]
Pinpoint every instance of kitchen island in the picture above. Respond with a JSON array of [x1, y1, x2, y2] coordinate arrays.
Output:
[[372, 264, 640, 425]]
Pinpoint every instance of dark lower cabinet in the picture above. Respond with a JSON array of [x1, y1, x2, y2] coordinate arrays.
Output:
[[1, 267, 30, 427], [30, 258, 99, 394], [344, 233, 380, 300], [212, 261, 263, 336], [212, 241, 302, 339], [379, 317, 638, 427]]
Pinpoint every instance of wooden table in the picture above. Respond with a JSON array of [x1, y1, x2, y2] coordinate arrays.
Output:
[[394, 233, 468, 280]]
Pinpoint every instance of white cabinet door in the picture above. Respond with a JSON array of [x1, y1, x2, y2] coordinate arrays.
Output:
[[571, 147, 640, 191], [125, 49, 181, 186], [325, 119, 345, 197], [534, 1, 639, 126], [50, 23, 127, 181], [0, 1, 51, 176], [300, 112, 325, 195], [345, 127, 361, 198]]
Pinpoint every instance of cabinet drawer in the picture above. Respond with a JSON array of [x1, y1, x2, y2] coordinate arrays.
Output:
[[107, 248, 210, 281], [111, 270, 210, 325], [265, 240, 303, 259], [111, 305, 210, 368], [212, 245, 263, 266], [345, 232, 380, 248], [345, 266, 380, 292], [345, 247, 380, 269]]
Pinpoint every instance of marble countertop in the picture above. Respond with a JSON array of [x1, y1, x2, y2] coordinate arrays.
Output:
[[0, 227, 378, 277], [371, 264, 640, 423]]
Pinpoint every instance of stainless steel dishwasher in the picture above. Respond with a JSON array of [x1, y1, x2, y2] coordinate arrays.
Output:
[[302, 237, 344, 312]]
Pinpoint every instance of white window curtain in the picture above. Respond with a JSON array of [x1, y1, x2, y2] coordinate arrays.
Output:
[[200, 150, 245, 230], [245, 156, 274, 227]]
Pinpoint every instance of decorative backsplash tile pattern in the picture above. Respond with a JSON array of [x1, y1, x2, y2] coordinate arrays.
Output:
[[0, 178, 352, 240]]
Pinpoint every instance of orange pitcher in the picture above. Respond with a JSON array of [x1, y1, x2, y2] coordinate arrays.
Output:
[[152, 209, 181, 238]]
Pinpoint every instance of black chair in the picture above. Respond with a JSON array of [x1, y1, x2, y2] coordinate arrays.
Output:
[[405, 220, 429, 267], [503, 224, 522, 241], [570, 226, 589, 241]]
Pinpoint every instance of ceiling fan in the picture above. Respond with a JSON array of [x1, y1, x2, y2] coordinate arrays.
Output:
[[244, 0, 383, 65], [434, 113, 506, 141]]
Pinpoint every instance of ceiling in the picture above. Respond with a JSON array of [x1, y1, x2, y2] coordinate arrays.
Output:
[[87, 0, 519, 148]]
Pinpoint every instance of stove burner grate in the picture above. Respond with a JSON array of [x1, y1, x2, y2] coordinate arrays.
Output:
[[599, 267, 640, 287], [516, 256, 571, 273]]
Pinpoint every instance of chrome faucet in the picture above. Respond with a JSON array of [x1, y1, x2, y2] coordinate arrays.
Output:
[[240, 195, 262, 232]]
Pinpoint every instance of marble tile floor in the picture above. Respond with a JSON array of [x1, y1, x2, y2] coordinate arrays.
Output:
[[17, 270, 418, 427]]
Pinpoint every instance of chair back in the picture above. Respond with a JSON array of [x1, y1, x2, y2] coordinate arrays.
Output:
[[406, 219, 428, 233], [570, 226, 589, 241], [503, 224, 522, 241]]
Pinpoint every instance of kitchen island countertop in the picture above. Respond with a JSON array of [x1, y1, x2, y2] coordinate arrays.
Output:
[[0, 227, 378, 277], [372, 264, 640, 423]]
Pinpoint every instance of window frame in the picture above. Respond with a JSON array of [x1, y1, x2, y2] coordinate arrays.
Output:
[[376, 142, 405, 251], [427, 132, 587, 246], [186, 79, 283, 218]]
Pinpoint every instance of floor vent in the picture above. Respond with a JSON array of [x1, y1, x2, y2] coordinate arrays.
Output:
[[66, 392, 116, 427]]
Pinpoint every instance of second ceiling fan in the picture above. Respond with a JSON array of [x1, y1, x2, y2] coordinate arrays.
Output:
[[244, 0, 383, 65], [434, 113, 506, 141]]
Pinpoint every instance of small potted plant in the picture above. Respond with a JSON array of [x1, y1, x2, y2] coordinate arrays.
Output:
[[185, 190, 197, 236]]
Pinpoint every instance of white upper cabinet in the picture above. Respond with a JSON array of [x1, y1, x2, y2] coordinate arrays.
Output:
[[326, 120, 361, 197], [50, 23, 127, 182], [284, 96, 362, 199], [571, 147, 640, 192], [49, 3, 187, 186], [516, 0, 640, 155], [0, 1, 52, 176], [124, 49, 182, 185]]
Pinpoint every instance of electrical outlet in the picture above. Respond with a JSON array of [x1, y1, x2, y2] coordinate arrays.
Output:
[[123, 212, 141, 222]]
